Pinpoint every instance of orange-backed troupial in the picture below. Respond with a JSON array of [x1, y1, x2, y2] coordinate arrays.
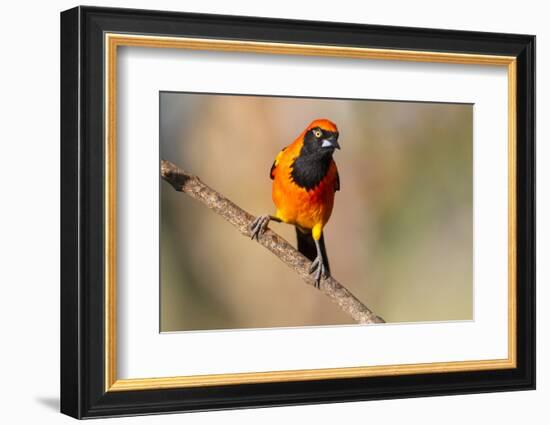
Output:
[[250, 119, 340, 287]]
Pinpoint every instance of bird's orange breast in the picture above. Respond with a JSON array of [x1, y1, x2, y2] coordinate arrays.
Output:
[[271, 140, 338, 231]]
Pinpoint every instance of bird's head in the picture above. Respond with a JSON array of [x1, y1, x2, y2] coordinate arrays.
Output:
[[290, 119, 340, 190], [301, 119, 340, 155]]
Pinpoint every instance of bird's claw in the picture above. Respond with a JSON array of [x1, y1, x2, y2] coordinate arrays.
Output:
[[250, 215, 270, 240], [309, 255, 328, 288]]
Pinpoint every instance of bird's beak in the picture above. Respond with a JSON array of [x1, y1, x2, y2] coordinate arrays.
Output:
[[321, 135, 340, 150]]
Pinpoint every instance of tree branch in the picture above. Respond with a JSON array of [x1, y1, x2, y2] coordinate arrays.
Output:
[[160, 159, 385, 324]]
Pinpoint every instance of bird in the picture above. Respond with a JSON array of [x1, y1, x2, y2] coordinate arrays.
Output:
[[250, 118, 340, 287]]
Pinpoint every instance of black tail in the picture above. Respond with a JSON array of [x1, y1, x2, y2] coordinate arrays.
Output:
[[295, 228, 330, 275]]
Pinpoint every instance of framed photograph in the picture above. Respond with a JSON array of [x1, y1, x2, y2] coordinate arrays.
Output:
[[60, 6, 535, 419]]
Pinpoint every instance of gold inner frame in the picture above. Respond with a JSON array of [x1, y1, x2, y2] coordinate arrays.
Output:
[[104, 33, 517, 392]]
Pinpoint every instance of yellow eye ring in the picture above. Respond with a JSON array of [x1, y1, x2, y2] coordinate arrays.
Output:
[[313, 129, 322, 138]]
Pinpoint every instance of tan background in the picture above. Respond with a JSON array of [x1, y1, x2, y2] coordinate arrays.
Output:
[[160, 92, 473, 331]]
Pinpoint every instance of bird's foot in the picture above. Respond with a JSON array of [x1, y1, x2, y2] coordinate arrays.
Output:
[[250, 215, 271, 240], [309, 255, 329, 288]]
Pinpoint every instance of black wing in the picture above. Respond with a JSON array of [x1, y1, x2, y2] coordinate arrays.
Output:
[[270, 147, 286, 180]]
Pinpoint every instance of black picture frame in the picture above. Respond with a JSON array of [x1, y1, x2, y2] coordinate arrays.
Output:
[[61, 5, 535, 419]]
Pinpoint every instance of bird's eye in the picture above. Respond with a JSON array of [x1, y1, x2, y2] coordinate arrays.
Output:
[[313, 129, 322, 138]]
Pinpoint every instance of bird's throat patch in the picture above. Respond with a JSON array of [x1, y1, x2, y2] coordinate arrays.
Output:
[[290, 152, 332, 191]]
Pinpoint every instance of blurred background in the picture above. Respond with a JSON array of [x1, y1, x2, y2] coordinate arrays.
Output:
[[160, 92, 473, 332]]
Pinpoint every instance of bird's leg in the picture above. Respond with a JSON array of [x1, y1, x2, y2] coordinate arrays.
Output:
[[250, 215, 281, 240], [309, 238, 328, 288]]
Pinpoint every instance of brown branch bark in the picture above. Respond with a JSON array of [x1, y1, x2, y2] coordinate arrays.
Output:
[[160, 159, 385, 325]]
